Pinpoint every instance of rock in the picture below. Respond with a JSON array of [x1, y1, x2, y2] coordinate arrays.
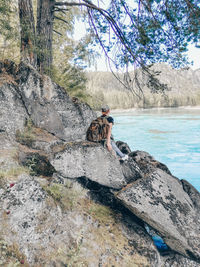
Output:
[[50, 141, 127, 189], [0, 82, 27, 136], [1, 61, 200, 266], [16, 125, 64, 153], [181, 179, 200, 210], [0, 175, 90, 265], [17, 62, 96, 141], [130, 150, 172, 175], [116, 140, 132, 154], [120, 157, 143, 184], [0, 174, 161, 266], [116, 168, 200, 261], [161, 253, 200, 267]]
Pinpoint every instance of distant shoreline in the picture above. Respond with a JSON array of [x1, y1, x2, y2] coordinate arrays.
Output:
[[110, 105, 200, 113]]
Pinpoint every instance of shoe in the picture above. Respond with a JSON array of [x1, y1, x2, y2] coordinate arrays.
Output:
[[121, 154, 129, 161]]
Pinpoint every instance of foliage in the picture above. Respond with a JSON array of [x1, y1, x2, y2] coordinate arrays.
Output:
[[0, 0, 20, 62], [75, 0, 200, 95], [51, 40, 90, 102], [0, 1, 91, 101], [52, 8, 94, 101], [15, 119, 35, 147], [0, 0, 13, 39], [1, 0, 199, 98], [86, 0, 200, 69]]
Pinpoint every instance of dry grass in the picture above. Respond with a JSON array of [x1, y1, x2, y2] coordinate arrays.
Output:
[[45, 184, 150, 266], [43, 181, 88, 211], [0, 73, 17, 87], [0, 239, 28, 266], [0, 166, 29, 180], [82, 205, 149, 267]]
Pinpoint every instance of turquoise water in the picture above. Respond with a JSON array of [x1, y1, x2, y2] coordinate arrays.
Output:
[[112, 108, 200, 192]]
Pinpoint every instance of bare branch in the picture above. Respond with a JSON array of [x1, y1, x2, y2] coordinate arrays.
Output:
[[54, 8, 70, 13], [53, 29, 62, 36], [54, 16, 69, 24], [55, 1, 95, 9]]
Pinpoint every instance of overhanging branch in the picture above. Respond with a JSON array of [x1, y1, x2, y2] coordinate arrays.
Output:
[[54, 16, 69, 24], [54, 8, 70, 13], [54, 0, 169, 95], [53, 29, 62, 35]]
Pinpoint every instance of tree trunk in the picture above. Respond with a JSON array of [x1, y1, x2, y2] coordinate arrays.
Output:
[[36, 0, 55, 74], [18, 0, 36, 66]]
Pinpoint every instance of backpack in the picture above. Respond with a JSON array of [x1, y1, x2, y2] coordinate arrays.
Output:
[[86, 116, 110, 142]]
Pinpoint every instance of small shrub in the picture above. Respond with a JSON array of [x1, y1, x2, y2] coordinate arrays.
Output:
[[44, 184, 63, 202], [25, 156, 38, 176], [15, 119, 35, 147]]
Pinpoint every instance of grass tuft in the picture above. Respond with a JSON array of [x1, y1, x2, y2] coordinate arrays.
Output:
[[15, 119, 35, 147]]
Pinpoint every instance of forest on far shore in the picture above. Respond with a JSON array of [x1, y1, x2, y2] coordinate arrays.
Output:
[[86, 63, 200, 110]]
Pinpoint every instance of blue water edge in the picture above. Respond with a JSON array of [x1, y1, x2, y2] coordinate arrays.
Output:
[[112, 108, 200, 192]]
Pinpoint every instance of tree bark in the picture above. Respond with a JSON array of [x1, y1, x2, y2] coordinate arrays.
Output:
[[36, 0, 55, 74], [18, 0, 36, 66]]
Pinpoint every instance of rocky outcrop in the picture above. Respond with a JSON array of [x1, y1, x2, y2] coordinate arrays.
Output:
[[1, 61, 200, 266], [0, 61, 95, 141], [17, 63, 96, 141], [33, 136, 200, 263]]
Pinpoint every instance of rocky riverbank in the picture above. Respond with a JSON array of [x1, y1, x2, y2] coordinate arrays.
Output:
[[0, 60, 200, 266]]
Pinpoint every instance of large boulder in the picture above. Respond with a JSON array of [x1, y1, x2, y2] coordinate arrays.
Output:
[[116, 168, 200, 261], [17, 63, 96, 141], [50, 141, 128, 189]]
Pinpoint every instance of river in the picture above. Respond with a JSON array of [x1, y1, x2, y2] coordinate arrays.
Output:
[[112, 107, 200, 192]]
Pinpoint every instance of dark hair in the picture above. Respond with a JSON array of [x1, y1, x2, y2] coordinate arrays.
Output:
[[101, 105, 110, 112]]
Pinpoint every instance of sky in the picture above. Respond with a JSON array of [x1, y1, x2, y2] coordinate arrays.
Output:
[[74, 20, 200, 71], [73, 0, 200, 71]]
